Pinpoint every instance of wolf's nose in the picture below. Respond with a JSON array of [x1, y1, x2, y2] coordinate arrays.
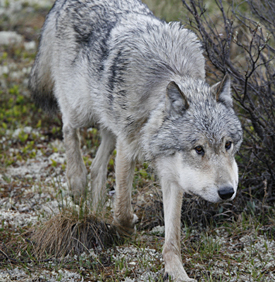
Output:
[[218, 186, 234, 200]]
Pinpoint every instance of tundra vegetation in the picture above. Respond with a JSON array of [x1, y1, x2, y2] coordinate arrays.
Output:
[[0, 0, 275, 281]]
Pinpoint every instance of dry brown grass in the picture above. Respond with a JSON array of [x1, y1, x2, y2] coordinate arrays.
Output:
[[30, 208, 123, 259]]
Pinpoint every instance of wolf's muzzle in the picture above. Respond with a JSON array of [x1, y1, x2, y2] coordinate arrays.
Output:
[[218, 186, 234, 200]]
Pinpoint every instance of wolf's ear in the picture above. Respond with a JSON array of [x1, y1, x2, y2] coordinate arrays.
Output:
[[211, 74, 233, 108], [166, 81, 189, 116]]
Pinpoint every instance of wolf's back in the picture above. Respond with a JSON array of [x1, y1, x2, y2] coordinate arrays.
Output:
[[28, 1, 64, 114], [29, 0, 152, 114]]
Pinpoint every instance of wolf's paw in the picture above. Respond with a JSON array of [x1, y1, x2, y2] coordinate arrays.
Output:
[[113, 213, 138, 236], [163, 252, 197, 282], [67, 169, 87, 204], [163, 272, 197, 282]]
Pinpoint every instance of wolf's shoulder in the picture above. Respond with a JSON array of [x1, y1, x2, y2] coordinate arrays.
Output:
[[51, 0, 153, 40], [53, 0, 152, 21]]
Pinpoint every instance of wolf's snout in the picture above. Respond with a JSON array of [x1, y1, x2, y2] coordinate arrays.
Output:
[[218, 186, 234, 200]]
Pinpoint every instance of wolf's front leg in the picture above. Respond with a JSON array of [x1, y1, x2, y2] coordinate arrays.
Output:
[[63, 124, 87, 203], [113, 139, 138, 234], [162, 181, 197, 282]]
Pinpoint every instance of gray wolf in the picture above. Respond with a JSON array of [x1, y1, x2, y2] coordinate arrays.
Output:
[[29, 0, 243, 281]]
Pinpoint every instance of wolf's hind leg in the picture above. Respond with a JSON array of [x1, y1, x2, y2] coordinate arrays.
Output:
[[90, 129, 116, 209], [63, 124, 87, 203], [113, 139, 138, 234]]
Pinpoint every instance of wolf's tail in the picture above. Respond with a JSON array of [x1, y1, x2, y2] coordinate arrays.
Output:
[[28, 7, 59, 114]]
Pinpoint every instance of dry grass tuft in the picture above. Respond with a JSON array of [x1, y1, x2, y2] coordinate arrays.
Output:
[[30, 208, 123, 259]]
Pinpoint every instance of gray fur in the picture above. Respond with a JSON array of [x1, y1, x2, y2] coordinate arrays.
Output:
[[29, 1, 243, 281]]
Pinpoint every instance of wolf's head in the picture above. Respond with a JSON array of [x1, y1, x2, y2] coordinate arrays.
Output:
[[148, 75, 243, 203]]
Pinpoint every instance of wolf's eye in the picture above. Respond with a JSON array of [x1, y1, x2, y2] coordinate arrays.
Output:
[[194, 146, 204, 156], [225, 141, 232, 150]]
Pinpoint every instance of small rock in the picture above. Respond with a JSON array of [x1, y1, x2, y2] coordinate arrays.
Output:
[[0, 65, 9, 76], [0, 31, 23, 45], [24, 41, 36, 50], [150, 225, 165, 236]]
